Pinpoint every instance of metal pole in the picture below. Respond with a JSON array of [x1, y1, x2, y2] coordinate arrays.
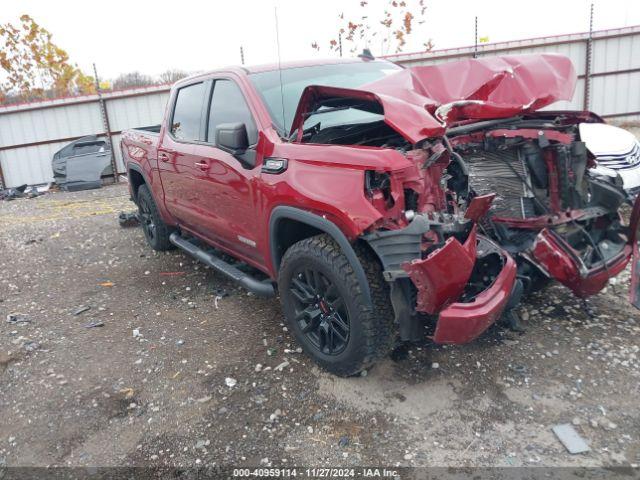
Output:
[[93, 63, 118, 183], [583, 3, 594, 110], [240, 46, 245, 65], [0, 161, 5, 190], [339, 32, 343, 58], [474, 16, 478, 58]]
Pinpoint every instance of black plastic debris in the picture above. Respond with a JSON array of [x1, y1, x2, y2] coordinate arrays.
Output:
[[23, 185, 43, 198], [1, 183, 50, 201], [83, 321, 105, 328], [212, 288, 230, 298], [0, 184, 27, 201], [73, 306, 91, 316], [118, 211, 140, 228], [6, 314, 30, 324]]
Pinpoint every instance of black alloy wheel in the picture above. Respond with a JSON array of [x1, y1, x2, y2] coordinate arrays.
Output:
[[139, 194, 156, 244], [278, 234, 396, 376], [289, 268, 350, 355], [136, 184, 174, 251]]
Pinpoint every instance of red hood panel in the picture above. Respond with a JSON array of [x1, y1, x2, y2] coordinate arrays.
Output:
[[291, 54, 576, 144], [290, 84, 445, 143]]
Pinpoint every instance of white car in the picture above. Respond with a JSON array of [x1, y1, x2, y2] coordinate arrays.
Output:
[[580, 122, 640, 196]]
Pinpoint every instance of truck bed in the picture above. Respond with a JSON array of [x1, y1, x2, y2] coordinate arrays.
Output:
[[131, 125, 161, 135], [121, 126, 161, 162]]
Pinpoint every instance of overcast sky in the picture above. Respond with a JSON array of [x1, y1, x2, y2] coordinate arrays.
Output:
[[2, 0, 640, 79]]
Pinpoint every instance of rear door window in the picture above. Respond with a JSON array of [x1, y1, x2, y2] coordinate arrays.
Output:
[[171, 82, 205, 141], [207, 80, 257, 145]]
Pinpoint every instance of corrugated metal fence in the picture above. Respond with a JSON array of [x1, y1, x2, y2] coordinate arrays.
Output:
[[0, 85, 170, 189], [1, 25, 640, 189]]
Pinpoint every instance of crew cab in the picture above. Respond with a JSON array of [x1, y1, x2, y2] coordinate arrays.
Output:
[[122, 54, 640, 376]]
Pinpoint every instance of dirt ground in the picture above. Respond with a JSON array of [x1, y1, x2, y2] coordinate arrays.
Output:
[[0, 184, 639, 469]]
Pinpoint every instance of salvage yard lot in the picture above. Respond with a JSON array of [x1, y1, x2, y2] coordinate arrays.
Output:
[[0, 184, 639, 468]]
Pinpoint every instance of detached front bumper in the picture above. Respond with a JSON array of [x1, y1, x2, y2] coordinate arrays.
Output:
[[527, 195, 640, 303], [408, 233, 518, 344], [531, 228, 631, 297], [400, 225, 518, 343], [363, 212, 519, 344], [433, 252, 517, 343]]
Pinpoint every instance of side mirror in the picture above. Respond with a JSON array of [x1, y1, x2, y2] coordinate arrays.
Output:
[[215, 123, 249, 154]]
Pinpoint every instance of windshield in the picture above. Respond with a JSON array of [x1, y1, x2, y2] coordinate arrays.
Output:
[[249, 61, 401, 134]]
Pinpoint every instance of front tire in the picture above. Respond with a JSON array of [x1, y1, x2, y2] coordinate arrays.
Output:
[[278, 234, 395, 376], [137, 184, 174, 251]]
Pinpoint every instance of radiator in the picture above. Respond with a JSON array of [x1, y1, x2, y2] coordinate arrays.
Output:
[[466, 148, 536, 219]]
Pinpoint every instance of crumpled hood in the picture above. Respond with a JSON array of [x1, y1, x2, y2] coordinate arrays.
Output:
[[290, 53, 576, 144]]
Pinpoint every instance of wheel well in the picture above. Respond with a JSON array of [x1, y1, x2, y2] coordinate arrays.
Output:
[[272, 218, 323, 271], [353, 238, 384, 268], [129, 169, 145, 201], [269, 206, 373, 304]]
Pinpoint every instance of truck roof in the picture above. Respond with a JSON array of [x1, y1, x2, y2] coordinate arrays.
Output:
[[244, 57, 386, 74], [177, 57, 393, 84]]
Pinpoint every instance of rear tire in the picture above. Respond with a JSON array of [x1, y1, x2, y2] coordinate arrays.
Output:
[[278, 234, 395, 377], [137, 184, 174, 251]]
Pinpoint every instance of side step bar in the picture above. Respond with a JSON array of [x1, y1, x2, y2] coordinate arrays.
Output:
[[169, 233, 275, 298]]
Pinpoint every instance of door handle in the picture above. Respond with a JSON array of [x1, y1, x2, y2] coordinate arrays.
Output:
[[195, 161, 210, 170], [158, 152, 171, 162]]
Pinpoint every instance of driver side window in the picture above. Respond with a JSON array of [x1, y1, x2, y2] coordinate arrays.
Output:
[[170, 82, 205, 141], [207, 80, 258, 145]]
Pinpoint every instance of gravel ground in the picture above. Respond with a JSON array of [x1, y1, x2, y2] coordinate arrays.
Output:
[[0, 184, 639, 469]]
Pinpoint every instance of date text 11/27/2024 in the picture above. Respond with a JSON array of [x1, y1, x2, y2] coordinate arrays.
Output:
[[232, 467, 399, 477]]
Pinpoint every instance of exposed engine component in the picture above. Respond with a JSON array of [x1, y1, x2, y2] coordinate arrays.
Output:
[[458, 136, 591, 221], [465, 148, 536, 219], [445, 119, 630, 297], [356, 111, 635, 326]]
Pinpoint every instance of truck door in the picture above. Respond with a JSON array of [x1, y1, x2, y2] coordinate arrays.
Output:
[[157, 81, 208, 229], [189, 78, 263, 265]]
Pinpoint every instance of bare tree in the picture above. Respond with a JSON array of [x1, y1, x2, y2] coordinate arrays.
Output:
[[112, 71, 155, 90], [159, 69, 188, 84]]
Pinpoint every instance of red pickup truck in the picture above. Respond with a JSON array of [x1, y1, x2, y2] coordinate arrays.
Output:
[[122, 54, 640, 376]]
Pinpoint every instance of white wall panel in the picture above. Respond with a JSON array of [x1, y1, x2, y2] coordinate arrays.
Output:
[[0, 141, 67, 186], [591, 71, 640, 115], [106, 92, 169, 132], [0, 102, 103, 147], [0, 88, 169, 187], [111, 132, 125, 173]]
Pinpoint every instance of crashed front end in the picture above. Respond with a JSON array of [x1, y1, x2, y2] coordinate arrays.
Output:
[[352, 135, 522, 343], [289, 53, 640, 344], [363, 200, 518, 344], [446, 113, 640, 303]]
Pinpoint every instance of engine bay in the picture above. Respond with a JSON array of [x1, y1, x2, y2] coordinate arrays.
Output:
[[448, 115, 629, 280], [353, 112, 633, 306]]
